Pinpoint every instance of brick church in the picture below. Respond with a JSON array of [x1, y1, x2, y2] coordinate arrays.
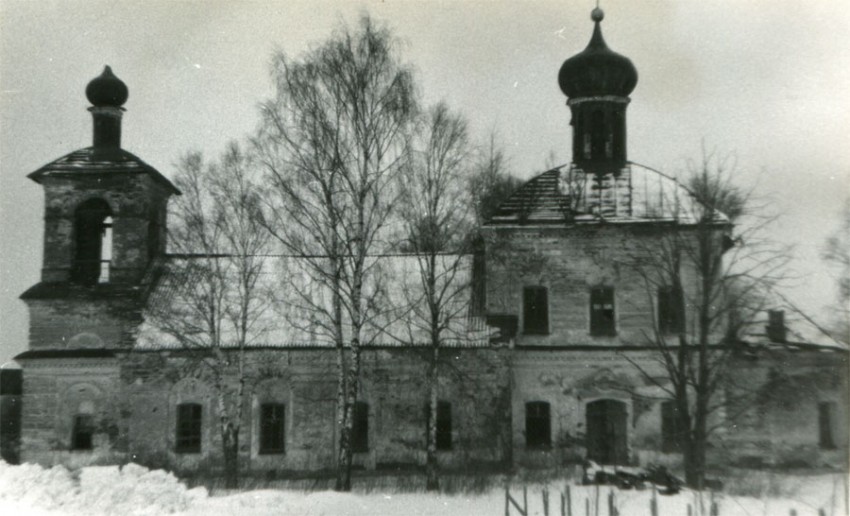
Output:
[[8, 9, 847, 477]]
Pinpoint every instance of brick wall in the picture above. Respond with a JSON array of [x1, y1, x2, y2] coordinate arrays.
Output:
[[120, 347, 511, 477]]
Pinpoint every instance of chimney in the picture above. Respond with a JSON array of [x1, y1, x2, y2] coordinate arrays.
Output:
[[85, 66, 128, 149], [766, 310, 787, 343]]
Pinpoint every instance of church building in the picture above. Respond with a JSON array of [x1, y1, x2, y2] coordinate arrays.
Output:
[[12, 9, 847, 478]]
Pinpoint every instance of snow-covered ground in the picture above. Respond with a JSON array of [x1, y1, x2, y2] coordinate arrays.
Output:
[[0, 461, 846, 516]]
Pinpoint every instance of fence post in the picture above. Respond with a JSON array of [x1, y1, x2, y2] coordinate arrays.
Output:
[[594, 484, 600, 516], [542, 487, 549, 516], [650, 485, 658, 516], [710, 491, 718, 516], [524, 486, 528, 516], [607, 491, 618, 516], [585, 497, 590, 516], [565, 485, 572, 516], [505, 483, 510, 516], [789, 510, 797, 516], [818, 509, 826, 516], [687, 504, 693, 516]]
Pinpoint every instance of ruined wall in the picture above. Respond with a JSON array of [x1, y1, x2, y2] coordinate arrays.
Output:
[[17, 358, 124, 468], [26, 298, 140, 350], [483, 224, 708, 347], [40, 173, 170, 284], [719, 349, 849, 469], [120, 347, 510, 477], [511, 349, 685, 469]]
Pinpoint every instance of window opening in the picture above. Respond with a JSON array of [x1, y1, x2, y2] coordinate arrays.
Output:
[[425, 401, 453, 451], [819, 402, 837, 449], [525, 401, 551, 448], [72, 199, 112, 285], [590, 287, 616, 336], [658, 286, 685, 334], [523, 286, 549, 335], [176, 403, 202, 454], [259, 403, 285, 454], [352, 402, 369, 453], [71, 414, 94, 450]]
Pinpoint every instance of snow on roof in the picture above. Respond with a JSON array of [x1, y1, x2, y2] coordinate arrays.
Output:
[[487, 162, 729, 225], [137, 254, 492, 351]]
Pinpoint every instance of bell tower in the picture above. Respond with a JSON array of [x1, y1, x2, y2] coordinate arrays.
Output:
[[24, 67, 180, 288], [558, 8, 638, 174]]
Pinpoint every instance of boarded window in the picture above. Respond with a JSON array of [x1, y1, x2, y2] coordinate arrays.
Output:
[[523, 286, 549, 335], [819, 402, 837, 450], [590, 287, 616, 336], [525, 401, 551, 448], [71, 414, 94, 450], [661, 401, 685, 453], [658, 286, 685, 334], [175, 403, 202, 454], [352, 402, 369, 453], [259, 403, 285, 454], [425, 401, 453, 451]]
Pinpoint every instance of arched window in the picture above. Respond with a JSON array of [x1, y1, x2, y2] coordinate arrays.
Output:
[[72, 199, 113, 285], [590, 109, 606, 160]]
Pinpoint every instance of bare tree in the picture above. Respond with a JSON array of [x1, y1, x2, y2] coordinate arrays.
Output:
[[468, 133, 522, 230], [822, 198, 850, 344], [624, 150, 790, 488], [145, 143, 271, 488], [253, 15, 416, 491], [397, 102, 474, 490]]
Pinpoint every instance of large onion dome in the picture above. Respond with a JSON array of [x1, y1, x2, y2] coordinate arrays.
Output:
[[558, 8, 638, 98], [85, 66, 129, 107]]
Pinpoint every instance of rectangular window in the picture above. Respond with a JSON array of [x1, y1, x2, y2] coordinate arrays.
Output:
[[523, 286, 549, 335], [525, 401, 551, 448], [661, 401, 685, 453], [351, 402, 369, 453], [819, 402, 836, 450], [590, 286, 616, 336], [425, 401, 453, 451], [176, 403, 202, 454], [71, 414, 94, 450], [658, 286, 685, 334], [259, 403, 285, 454]]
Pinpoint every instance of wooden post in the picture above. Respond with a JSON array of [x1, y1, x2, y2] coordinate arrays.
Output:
[[607, 491, 617, 516], [505, 483, 509, 516], [650, 485, 658, 516], [543, 487, 549, 516], [523, 486, 528, 516], [687, 504, 693, 516], [566, 485, 573, 516], [818, 509, 826, 516], [790, 510, 797, 516], [585, 497, 590, 516], [594, 484, 600, 516], [561, 493, 566, 516]]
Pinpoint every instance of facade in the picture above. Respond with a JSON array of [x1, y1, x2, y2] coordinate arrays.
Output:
[[12, 11, 848, 478]]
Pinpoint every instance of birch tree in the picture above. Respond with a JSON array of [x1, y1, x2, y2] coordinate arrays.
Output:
[[253, 16, 416, 491], [398, 102, 473, 490], [146, 143, 271, 488]]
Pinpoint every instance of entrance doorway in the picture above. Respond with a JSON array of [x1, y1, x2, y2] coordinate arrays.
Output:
[[586, 399, 628, 464]]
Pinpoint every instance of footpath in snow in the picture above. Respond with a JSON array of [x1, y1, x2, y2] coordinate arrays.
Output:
[[0, 461, 846, 516]]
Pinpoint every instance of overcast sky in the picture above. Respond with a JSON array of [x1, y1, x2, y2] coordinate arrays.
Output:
[[1, 0, 849, 364]]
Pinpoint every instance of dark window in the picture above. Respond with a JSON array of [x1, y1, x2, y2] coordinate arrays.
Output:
[[351, 402, 369, 453], [661, 401, 685, 453], [72, 199, 113, 285], [590, 109, 607, 159], [259, 403, 285, 454], [176, 403, 202, 454], [819, 402, 836, 450], [590, 287, 616, 336], [425, 401, 453, 451], [71, 414, 94, 450], [525, 401, 551, 448], [523, 286, 549, 335], [658, 286, 685, 334]]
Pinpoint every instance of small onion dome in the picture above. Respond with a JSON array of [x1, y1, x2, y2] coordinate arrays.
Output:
[[85, 66, 128, 107], [558, 8, 638, 98]]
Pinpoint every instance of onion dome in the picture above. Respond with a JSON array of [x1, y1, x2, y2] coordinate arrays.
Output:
[[558, 8, 638, 98], [85, 66, 128, 107]]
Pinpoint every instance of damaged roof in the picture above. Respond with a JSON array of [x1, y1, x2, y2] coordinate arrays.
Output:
[[487, 162, 729, 226]]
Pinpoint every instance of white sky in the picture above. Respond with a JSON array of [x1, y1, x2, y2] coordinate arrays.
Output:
[[1, 0, 849, 364]]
